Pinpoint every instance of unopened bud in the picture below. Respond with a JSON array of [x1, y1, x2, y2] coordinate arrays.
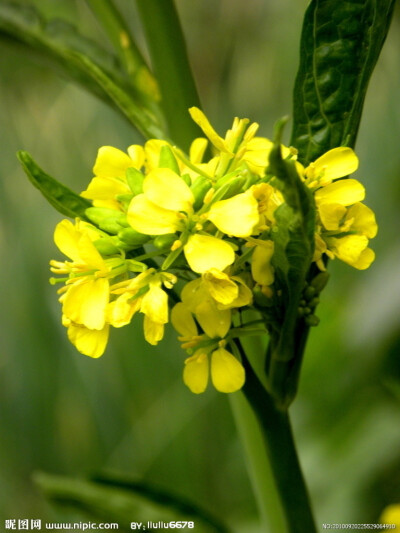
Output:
[[171, 239, 182, 251]]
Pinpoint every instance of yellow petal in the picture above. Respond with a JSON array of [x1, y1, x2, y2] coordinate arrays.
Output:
[[315, 179, 365, 206], [189, 107, 229, 153], [140, 284, 168, 324], [184, 234, 235, 273], [143, 316, 164, 345], [67, 323, 109, 358], [54, 219, 81, 262], [189, 138, 208, 164], [144, 168, 194, 212], [107, 293, 141, 327], [211, 348, 245, 393], [202, 269, 238, 305], [251, 241, 275, 286], [346, 202, 378, 239], [63, 278, 109, 330], [81, 176, 130, 203], [208, 192, 259, 237], [329, 234, 369, 266], [180, 278, 232, 337], [350, 247, 375, 270], [195, 300, 231, 338], [93, 146, 134, 177], [306, 147, 359, 182], [127, 144, 145, 168], [183, 352, 209, 394], [127, 194, 183, 235], [171, 302, 198, 337], [77, 232, 107, 272], [225, 277, 253, 308], [242, 137, 273, 171], [318, 202, 347, 231]]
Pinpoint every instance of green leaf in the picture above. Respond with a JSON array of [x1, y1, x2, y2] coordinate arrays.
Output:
[[68, 51, 168, 140], [84, 0, 160, 102], [266, 122, 315, 405], [291, 0, 396, 164], [17, 151, 91, 219], [33, 472, 229, 533], [0, 2, 166, 139]]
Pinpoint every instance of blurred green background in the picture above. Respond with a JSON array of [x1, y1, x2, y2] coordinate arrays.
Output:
[[1, 0, 400, 530]]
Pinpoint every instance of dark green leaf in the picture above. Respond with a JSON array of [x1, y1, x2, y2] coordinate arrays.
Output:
[[33, 472, 229, 533], [291, 0, 396, 164], [17, 150, 91, 219]]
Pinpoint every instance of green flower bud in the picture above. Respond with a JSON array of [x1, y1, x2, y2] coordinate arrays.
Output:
[[211, 175, 247, 203], [85, 207, 127, 234], [153, 234, 176, 249], [159, 145, 180, 174], [93, 237, 121, 255], [303, 285, 316, 300], [305, 314, 320, 327], [253, 286, 274, 307], [191, 175, 212, 210], [310, 272, 330, 293], [118, 227, 151, 245], [126, 167, 145, 195]]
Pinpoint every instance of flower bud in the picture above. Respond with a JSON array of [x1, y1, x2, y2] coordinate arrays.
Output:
[[153, 234, 177, 249], [118, 227, 151, 245], [159, 145, 180, 174], [190, 175, 212, 209], [126, 167, 145, 195], [85, 207, 127, 234]]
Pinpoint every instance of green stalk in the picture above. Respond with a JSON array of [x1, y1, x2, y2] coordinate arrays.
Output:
[[85, 0, 160, 102], [236, 339, 317, 533], [136, 0, 202, 150], [230, 393, 287, 533]]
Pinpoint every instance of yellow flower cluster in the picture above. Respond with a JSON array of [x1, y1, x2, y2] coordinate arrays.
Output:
[[50, 108, 377, 394]]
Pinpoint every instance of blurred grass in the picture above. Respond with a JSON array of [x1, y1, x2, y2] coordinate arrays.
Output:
[[1, 0, 400, 530]]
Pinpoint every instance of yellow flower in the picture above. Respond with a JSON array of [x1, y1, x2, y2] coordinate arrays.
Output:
[[180, 278, 231, 338], [109, 269, 176, 345], [305, 147, 359, 187], [127, 167, 259, 273], [81, 145, 144, 210], [201, 269, 253, 308], [183, 347, 245, 394], [305, 149, 377, 270], [51, 220, 113, 330]]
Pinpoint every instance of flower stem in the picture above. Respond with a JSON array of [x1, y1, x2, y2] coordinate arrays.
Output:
[[229, 392, 287, 533], [136, 0, 202, 150], [235, 339, 317, 533]]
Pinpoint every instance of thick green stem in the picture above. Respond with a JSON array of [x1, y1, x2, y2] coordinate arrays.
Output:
[[236, 340, 317, 533], [136, 0, 202, 150], [230, 392, 287, 533]]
